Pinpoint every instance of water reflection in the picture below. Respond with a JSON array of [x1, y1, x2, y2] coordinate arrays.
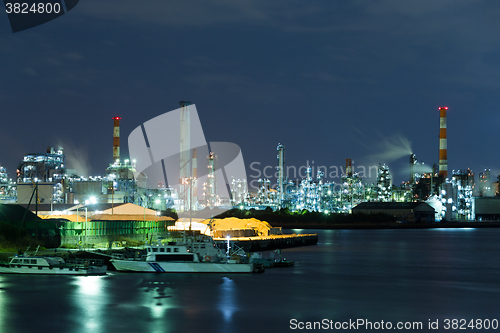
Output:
[[73, 276, 106, 332], [435, 228, 476, 231], [0, 276, 6, 329], [3, 229, 500, 333], [140, 280, 176, 320], [218, 277, 236, 322]]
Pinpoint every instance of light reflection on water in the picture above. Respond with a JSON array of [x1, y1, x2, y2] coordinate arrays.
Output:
[[2, 228, 500, 332], [140, 280, 176, 320], [0, 276, 7, 329], [218, 277, 236, 322], [73, 275, 106, 332], [434, 227, 476, 231]]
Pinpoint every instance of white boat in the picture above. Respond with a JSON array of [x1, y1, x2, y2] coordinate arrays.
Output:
[[110, 236, 262, 273], [0, 247, 107, 275]]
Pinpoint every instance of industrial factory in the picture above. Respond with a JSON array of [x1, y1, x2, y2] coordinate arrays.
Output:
[[0, 103, 499, 247], [238, 106, 497, 223]]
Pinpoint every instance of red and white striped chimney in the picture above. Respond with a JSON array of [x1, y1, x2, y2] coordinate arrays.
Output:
[[113, 116, 121, 163], [438, 107, 448, 178]]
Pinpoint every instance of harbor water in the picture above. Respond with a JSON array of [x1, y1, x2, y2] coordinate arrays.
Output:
[[1, 228, 500, 333]]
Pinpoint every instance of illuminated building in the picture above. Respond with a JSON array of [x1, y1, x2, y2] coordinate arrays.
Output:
[[376, 164, 392, 202], [203, 152, 218, 207], [479, 169, 492, 197], [17, 147, 65, 183], [450, 169, 475, 221], [0, 165, 16, 203], [339, 159, 364, 213], [230, 177, 247, 206]]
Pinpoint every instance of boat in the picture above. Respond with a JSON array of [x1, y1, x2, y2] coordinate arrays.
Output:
[[110, 235, 263, 273], [0, 247, 107, 275], [271, 249, 295, 267], [250, 249, 295, 268]]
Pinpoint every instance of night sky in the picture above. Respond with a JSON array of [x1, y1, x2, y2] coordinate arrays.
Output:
[[1, 1, 500, 188]]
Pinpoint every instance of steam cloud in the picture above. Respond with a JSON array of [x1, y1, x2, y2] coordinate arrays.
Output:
[[368, 133, 413, 164], [56, 141, 91, 177]]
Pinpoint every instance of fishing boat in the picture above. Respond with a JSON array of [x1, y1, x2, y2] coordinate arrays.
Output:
[[110, 235, 263, 273], [0, 247, 107, 275]]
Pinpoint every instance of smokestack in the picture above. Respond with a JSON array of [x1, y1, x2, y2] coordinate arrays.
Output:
[[277, 143, 285, 207], [192, 148, 197, 199], [206, 152, 217, 207], [410, 154, 416, 184], [438, 107, 448, 178], [112, 116, 121, 163], [179, 101, 192, 212]]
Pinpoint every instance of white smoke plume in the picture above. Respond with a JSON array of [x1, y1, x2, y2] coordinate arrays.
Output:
[[56, 141, 91, 177], [368, 133, 413, 164], [399, 161, 434, 178]]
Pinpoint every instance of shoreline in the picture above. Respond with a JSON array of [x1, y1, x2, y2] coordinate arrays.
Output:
[[275, 221, 500, 230]]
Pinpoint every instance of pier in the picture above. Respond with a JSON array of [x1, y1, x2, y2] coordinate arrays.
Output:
[[214, 233, 318, 252]]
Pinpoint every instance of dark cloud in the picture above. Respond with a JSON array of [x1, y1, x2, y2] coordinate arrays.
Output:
[[0, 0, 499, 184]]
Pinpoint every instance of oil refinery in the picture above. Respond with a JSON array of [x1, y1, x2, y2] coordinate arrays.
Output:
[[0, 103, 499, 232]]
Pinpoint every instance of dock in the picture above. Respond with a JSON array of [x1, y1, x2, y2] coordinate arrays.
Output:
[[214, 233, 318, 252]]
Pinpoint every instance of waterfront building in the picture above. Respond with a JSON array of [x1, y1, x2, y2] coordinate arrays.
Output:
[[352, 202, 435, 223]]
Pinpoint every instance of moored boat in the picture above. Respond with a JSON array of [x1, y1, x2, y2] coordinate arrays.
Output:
[[0, 247, 107, 275], [249, 250, 295, 268], [110, 235, 263, 273]]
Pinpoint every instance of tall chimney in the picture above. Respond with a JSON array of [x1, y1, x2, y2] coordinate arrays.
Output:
[[179, 101, 192, 211], [206, 152, 217, 207], [277, 143, 285, 208], [410, 153, 416, 184], [438, 107, 448, 178], [112, 116, 121, 163], [192, 148, 197, 200]]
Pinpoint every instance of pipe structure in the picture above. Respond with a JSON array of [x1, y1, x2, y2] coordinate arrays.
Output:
[[277, 143, 285, 208], [438, 106, 448, 178], [112, 116, 121, 163], [179, 101, 191, 211]]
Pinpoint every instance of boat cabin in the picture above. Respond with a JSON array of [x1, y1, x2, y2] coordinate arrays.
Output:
[[9, 256, 64, 267], [145, 239, 223, 263], [145, 244, 198, 262]]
